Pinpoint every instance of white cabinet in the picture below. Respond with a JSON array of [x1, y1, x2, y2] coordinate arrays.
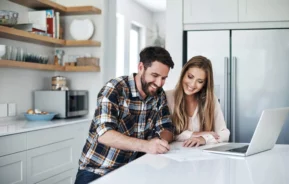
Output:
[[183, 0, 238, 24], [0, 152, 26, 184], [25, 122, 89, 184], [0, 133, 26, 157], [27, 139, 74, 184], [0, 120, 90, 184], [183, 0, 289, 25], [36, 170, 74, 184], [239, 0, 289, 22], [26, 125, 74, 150]]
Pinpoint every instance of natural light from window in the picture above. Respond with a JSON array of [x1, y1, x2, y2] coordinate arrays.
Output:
[[129, 24, 140, 74]]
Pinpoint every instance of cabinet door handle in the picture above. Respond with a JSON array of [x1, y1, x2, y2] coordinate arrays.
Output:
[[224, 57, 229, 125], [231, 56, 237, 142]]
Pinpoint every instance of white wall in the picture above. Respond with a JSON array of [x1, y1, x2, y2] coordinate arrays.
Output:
[[163, 0, 183, 90], [55, 0, 104, 117], [116, 1, 169, 82], [0, 0, 55, 116], [150, 12, 166, 47], [117, 0, 153, 75], [0, 0, 116, 118], [57, 0, 116, 116]]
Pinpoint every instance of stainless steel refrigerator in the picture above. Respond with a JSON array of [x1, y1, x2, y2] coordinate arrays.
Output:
[[186, 29, 289, 144]]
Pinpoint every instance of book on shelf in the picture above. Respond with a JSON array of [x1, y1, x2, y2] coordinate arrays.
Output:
[[45, 10, 54, 37], [55, 12, 60, 39], [27, 10, 61, 38], [28, 11, 47, 32]]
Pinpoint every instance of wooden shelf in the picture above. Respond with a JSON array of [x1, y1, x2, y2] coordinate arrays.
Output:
[[0, 60, 100, 72], [65, 40, 101, 47], [0, 26, 101, 47], [0, 25, 65, 46], [64, 66, 100, 72], [9, 0, 102, 15], [0, 60, 63, 71]]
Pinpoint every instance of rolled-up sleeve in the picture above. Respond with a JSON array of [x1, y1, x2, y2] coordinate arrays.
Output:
[[203, 96, 230, 144], [175, 130, 193, 141], [94, 86, 120, 138]]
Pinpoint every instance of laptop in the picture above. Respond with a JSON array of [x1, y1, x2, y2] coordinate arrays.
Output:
[[203, 107, 289, 157]]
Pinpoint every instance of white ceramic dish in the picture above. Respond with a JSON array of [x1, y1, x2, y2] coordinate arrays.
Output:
[[69, 19, 94, 40]]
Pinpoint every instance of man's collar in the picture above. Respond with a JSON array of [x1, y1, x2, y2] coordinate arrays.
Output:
[[128, 73, 139, 98]]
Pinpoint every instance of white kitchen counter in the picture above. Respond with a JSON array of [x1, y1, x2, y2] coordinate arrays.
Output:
[[0, 116, 91, 137], [91, 142, 289, 184]]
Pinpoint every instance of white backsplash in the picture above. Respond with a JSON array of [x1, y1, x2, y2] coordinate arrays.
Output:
[[0, 68, 53, 115]]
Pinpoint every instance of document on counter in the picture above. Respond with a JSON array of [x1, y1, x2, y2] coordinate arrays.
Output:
[[159, 148, 224, 162]]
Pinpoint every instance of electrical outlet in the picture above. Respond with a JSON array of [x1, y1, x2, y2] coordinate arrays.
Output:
[[0, 104, 8, 118], [8, 103, 16, 116]]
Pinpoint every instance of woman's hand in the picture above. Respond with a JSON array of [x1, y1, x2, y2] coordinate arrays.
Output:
[[193, 131, 220, 139], [183, 137, 206, 147]]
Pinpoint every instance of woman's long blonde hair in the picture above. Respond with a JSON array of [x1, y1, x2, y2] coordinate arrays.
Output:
[[172, 56, 215, 134]]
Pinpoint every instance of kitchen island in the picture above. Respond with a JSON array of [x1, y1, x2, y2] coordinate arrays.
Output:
[[91, 142, 289, 184]]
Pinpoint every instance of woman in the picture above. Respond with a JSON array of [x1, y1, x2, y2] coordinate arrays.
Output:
[[166, 56, 230, 147]]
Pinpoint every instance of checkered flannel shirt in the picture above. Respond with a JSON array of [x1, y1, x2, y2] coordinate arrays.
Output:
[[79, 74, 174, 175]]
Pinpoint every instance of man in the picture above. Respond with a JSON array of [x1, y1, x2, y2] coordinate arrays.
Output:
[[75, 46, 175, 184]]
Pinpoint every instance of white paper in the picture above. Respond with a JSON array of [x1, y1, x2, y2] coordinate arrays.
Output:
[[159, 148, 224, 162]]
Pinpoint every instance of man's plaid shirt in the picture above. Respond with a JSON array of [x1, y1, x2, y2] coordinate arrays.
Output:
[[79, 74, 174, 175]]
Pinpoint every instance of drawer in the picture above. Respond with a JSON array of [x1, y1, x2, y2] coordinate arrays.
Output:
[[0, 133, 26, 157], [37, 169, 74, 184], [27, 125, 74, 149], [0, 151, 26, 184], [27, 139, 74, 184]]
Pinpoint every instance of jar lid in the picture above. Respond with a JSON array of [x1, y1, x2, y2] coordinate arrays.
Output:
[[52, 76, 66, 80]]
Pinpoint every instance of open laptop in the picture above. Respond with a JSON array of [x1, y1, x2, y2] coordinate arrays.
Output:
[[203, 107, 289, 157]]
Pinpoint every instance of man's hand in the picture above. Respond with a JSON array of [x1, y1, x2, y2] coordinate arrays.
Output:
[[193, 131, 220, 139], [145, 138, 170, 154], [183, 137, 206, 147]]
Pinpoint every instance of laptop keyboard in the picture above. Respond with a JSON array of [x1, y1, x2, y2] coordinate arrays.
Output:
[[227, 145, 249, 153]]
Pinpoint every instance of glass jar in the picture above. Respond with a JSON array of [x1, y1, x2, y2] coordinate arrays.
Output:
[[51, 76, 66, 90]]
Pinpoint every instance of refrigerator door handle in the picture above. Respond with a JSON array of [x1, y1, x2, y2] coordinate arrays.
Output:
[[224, 57, 229, 125], [231, 56, 237, 142]]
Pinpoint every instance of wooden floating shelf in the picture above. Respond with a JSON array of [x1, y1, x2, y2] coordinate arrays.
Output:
[[64, 65, 100, 72], [0, 25, 65, 46], [65, 40, 101, 47], [9, 0, 102, 15], [0, 60, 63, 71], [0, 26, 101, 47], [0, 60, 100, 72]]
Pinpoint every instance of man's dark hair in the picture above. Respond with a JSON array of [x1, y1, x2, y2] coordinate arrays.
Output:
[[139, 46, 174, 69]]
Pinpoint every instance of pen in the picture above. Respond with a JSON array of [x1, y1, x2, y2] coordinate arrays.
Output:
[[156, 131, 170, 151], [156, 132, 162, 140]]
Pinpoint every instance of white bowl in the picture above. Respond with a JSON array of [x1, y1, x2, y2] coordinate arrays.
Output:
[[0, 45, 5, 59]]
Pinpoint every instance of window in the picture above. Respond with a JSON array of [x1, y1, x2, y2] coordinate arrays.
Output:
[[116, 14, 125, 77], [129, 24, 141, 74]]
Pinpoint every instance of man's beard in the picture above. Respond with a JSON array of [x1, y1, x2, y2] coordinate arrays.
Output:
[[140, 74, 161, 97]]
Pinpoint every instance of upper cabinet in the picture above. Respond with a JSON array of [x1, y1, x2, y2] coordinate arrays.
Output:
[[183, 0, 289, 24], [183, 0, 239, 24], [239, 0, 289, 22]]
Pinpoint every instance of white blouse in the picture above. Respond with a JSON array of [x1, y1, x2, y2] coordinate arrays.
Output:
[[165, 90, 230, 144]]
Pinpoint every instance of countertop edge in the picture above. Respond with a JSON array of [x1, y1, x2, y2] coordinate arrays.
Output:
[[0, 117, 91, 137]]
